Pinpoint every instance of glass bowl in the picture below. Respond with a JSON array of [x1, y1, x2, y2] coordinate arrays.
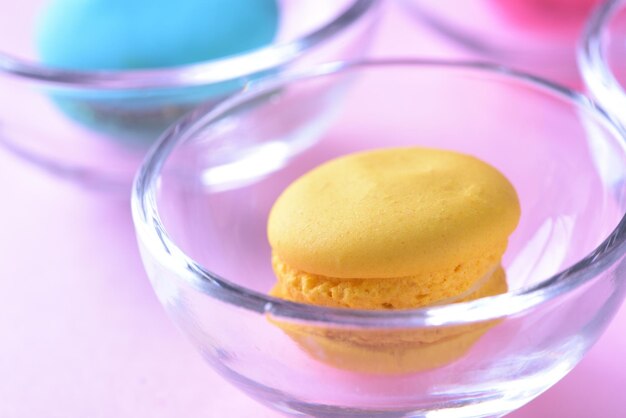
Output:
[[579, 0, 626, 126], [402, 0, 602, 86], [0, 0, 379, 193], [132, 59, 626, 417]]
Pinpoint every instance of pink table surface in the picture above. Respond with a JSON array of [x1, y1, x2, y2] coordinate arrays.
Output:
[[2, 3, 626, 417]]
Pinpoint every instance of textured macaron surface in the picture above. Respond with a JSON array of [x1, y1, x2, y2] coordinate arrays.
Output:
[[268, 147, 520, 279]]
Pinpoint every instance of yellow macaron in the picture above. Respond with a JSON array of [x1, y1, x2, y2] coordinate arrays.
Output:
[[267, 147, 520, 373]]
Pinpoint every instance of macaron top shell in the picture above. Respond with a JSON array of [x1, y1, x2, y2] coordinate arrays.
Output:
[[268, 148, 521, 279], [37, 0, 280, 70]]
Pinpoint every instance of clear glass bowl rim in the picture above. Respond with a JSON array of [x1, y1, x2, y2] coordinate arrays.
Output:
[[132, 59, 626, 328], [579, 0, 626, 109], [0, 0, 379, 90]]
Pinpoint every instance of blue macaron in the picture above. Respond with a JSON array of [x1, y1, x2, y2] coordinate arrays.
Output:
[[37, 0, 280, 142]]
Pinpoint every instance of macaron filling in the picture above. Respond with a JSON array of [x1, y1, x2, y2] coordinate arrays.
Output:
[[270, 251, 503, 310]]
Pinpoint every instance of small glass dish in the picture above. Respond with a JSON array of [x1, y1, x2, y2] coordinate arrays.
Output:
[[579, 0, 626, 126], [132, 60, 626, 417], [0, 0, 379, 193], [402, 0, 602, 86]]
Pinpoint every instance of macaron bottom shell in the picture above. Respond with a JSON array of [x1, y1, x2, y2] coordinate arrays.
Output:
[[47, 74, 270, 144], [270, 267, 507, 375]]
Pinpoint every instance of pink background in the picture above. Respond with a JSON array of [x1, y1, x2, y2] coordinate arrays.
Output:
[[1, 2, 625, 417]]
